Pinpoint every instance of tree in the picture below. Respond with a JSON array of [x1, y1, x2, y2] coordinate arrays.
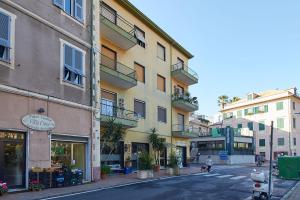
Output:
[[231, 96, 241, 102], [217, 95, 229, 109], [148, 128, 165, 166]]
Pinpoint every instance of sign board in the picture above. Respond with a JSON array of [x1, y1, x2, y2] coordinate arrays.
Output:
[[22, 114, 55, 131], [219, 151, 228, 160]]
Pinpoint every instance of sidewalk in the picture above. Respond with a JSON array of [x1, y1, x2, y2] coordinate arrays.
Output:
[[283, 181, 300, 200], [1, 166, 204, 200]]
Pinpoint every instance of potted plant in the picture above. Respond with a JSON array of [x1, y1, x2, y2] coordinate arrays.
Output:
[[29, 180, 44, 191], [0, 181, 8, 195], [101, 165, 111, 180], [125, 156, 132, 168], [137, 151, 154, 179], [167, 151, 180, 176], [149, 128, 165, 172]]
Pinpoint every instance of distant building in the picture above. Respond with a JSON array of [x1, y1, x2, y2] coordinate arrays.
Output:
[[221, 87, 300, 160], [189, 113, 212, 135]]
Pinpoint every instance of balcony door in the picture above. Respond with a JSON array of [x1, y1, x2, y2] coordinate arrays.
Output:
[[101, 2, 117, 24], [101, 46, 117, 70], [177, 113, 185, 131], [177, 57, 184, 70], [101, 90, 117, 117]]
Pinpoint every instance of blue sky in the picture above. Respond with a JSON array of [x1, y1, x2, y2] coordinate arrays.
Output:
[[129, 0, 300, 116]]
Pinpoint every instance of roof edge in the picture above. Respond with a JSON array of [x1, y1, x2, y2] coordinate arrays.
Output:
[[117, 0, 194, 59]]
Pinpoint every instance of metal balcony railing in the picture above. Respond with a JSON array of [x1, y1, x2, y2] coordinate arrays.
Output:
[[172, 124, 199, 137], [100, 2, 136, 38], [172, 93, 198, 107], [171, 63, 199, 79], [100, 54, 136, 80], [100, 103, 138, 122]]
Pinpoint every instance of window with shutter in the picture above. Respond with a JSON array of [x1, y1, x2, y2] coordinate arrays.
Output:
[[134, 62, 145, 83], [157, 74, 166, 92], [63, 43, 84, 87], [0, 11, 10, 62], [101, 2, 116, 24], [134, 26, 146, 48], [53, 0, 85, 23], [157, 43, 166, 61], [158, 107, 167, 123], [75, 0, 83, 21], [53, 0, 64, 9], [134, 99, 145, 118]]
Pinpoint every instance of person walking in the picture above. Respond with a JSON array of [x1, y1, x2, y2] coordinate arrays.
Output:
[[206, 156, 213, 172]]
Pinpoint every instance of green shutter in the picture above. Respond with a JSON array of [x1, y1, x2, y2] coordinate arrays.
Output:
[[248, 122, 253, 131], [276, 102, 284, 110], [277, 118, 284, 129], [259, 121, 265, 131], [264, 105, 268, 112], [259, 139, 265, 147], [237, 124, 243, 129], [254, 107, 259, 114], [244, 109, 248, 115]]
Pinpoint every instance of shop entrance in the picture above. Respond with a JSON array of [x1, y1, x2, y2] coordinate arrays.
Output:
[[131, 142, 149, 170], [0, 131, 26, 189], [176, 146, 187, 168]]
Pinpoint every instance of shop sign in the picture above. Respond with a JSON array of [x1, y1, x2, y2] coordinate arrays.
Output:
[[22, 114, 55, 131]]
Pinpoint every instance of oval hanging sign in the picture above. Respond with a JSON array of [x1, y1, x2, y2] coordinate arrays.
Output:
[[22, 114, 55, 131]]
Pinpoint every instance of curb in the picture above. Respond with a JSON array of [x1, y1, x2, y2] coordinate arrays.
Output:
[[281, 181, 300, 200], [35, 173, 196, 200]]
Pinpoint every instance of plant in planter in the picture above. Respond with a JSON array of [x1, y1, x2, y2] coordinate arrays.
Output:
[[101, 165, 111, 180], [137, 151, 154, 179], [167, 151, 180, 176], [0, 181, 8, 196], [149, 128, 165, 172], [29, 180, 44, 191]]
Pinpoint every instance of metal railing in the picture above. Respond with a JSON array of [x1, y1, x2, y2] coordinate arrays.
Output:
[[100, 2, 136, 38], [171, 63, 198, 79], [100, 103, 138, 122], [172, 93, 198, 107], [172, 124, 199, 137], [100, 54, 136, 80]]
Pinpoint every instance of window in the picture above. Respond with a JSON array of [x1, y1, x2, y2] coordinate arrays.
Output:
[[293, 102, 296, 110], [134, 26, 145, 48], [293, 118, 296, 129], [237, 124, 243, 129], [101, 90, 117, 116], [264, 105, 269, 113], [134, 62, 145, 83], [134, 99, 145, 119], [276, 102, 284, 110], [248, 122, 253, 131], [259, 121, 265, 131], [157, 74, 166, 92], [61, 41, 85, 87], [174, 85, 184, 95], [157, 42, 166, 61], [278, 138, 284, 146], [277, 118, 284, 129], [254, 107, 259, 114], [294, 138, 296, 146], [0, 10, 14, 64], [247, 94, 253, 101], [101, 46, 116, 69], [260, 152, 266, 157], [259, 139, 265, 147], [177, 57, 184, 69], [158, 107, 167, 123], [53, 0, 84, 22], [237, 110, 243, 118]]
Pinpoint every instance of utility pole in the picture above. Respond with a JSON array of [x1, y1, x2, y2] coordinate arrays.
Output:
[[268, 121, 274, 199]]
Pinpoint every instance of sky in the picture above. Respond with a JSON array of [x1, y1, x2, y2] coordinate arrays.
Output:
[[129, 0, 300, 116]]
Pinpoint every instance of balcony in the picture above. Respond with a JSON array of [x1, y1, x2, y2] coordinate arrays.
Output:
[[100, 103, 138, 128], [172, 125, 199, 139], [100, 54, 137, 89], [171, 63, 198, 86], [100, 3, 137, 50], [172, 93, 199, 112]]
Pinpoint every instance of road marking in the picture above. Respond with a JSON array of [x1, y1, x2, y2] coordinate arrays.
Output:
[[193, 172, 209, 176], [230, 176, 247, 180], [217, 175, 234, 178], [203, 173, 220, 177], [243, 196, 252, 200]]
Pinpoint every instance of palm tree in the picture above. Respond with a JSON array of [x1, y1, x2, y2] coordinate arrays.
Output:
[[231, 96, 241, 102], [217, 95, 229, 109]]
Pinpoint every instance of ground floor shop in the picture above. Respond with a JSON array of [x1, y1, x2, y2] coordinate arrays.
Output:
[[0, 89, 93, 189], [172, 137, 191, 168]]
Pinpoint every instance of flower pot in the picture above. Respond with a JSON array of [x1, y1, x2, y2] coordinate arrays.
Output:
[[153, 165, 160, 172], [137, 170, 149, 179], [174, 167, 180, 176]]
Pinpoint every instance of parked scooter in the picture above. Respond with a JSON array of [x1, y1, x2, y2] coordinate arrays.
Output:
[[251, 169, 273, 200]]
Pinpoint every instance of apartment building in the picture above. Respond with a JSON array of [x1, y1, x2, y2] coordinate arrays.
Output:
[[189, 113, 211, 135], [99, 0, 198, 168], [0, 0, 101, 189], [221, 88, 300, 160]]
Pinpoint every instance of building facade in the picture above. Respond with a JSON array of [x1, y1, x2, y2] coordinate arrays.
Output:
[[99, 0, 198, 169], [0, 0, 101, 189], [189, 113, 211, 135], [221, 88, 300, 160]]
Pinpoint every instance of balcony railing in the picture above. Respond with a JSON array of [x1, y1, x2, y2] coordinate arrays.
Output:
[[172, 124, 199, 138], [101, 54, 136, 81], [100, 2, 136, 39], [172, 63, 198, 79], [172, 93, 198, 106], [100, 103, 138, 125]]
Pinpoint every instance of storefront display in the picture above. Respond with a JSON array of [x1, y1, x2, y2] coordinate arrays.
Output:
[[0, 131, 26, 189]]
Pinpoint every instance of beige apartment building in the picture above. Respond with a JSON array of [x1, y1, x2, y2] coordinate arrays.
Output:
[[221, 88, 300, 160]]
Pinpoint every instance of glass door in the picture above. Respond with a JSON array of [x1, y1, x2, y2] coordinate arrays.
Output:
[[0, 132, 25, 189]]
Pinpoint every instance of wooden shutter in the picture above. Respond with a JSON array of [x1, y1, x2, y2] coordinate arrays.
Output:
[[157, 43, 165, 61], [101, 90, 116, 102], [157, 74, 165, 92], [134, 63, 145, 83], [101, 46, 116, 70], [101, 2, 116, 24], [0, 12, 10, 48], [75, 0, 83, 22], [53, 0, 64, 9]]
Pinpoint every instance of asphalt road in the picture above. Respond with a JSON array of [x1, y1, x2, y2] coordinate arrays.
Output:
[[40, 165, 296, 200]]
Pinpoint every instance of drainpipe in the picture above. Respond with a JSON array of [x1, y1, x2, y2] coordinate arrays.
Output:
[[170, 43, 173, 152]]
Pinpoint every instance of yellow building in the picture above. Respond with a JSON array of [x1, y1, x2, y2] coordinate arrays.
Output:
[[99, 0, 198, 169]]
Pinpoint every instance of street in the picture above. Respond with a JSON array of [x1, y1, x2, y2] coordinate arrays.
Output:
[[39, 165, 296, 200]]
